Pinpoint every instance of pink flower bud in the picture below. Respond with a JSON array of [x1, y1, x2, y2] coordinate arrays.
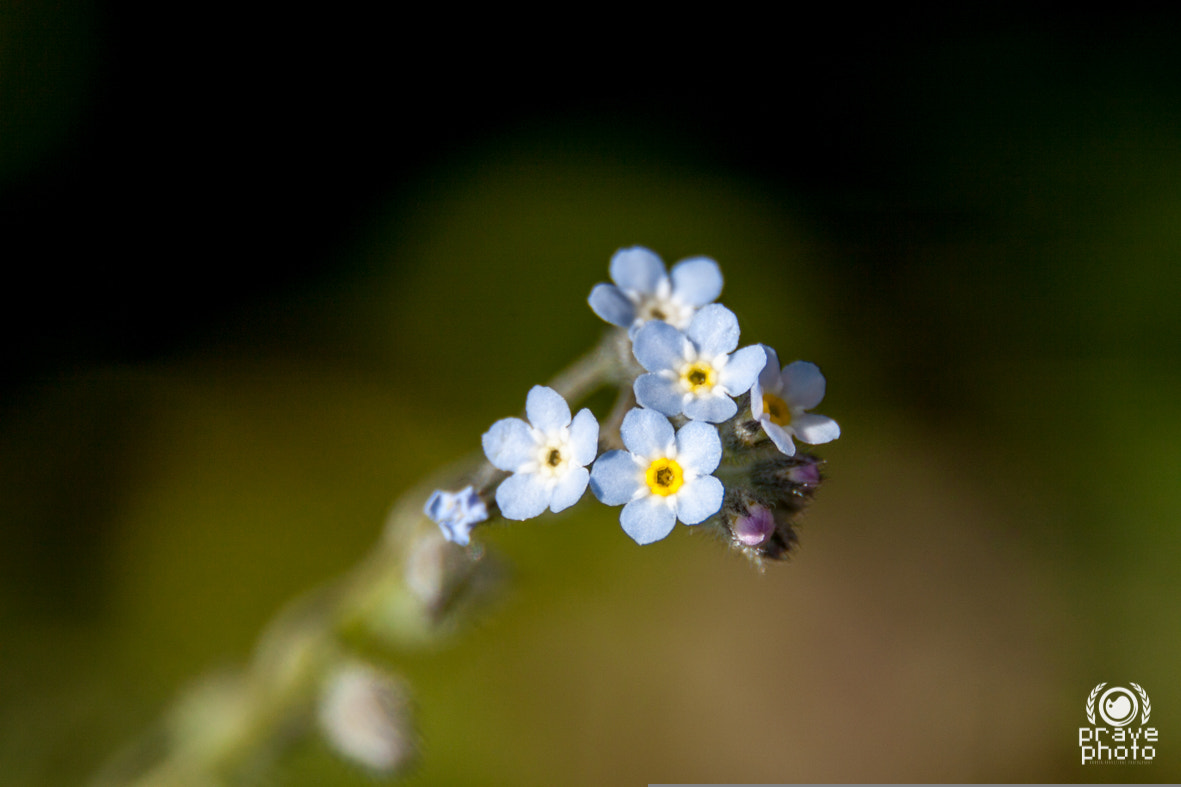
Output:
[[786, 457, 821, 487], [732, 504, 775, 546]]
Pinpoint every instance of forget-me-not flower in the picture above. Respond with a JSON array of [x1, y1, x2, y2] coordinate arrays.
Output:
[[482, 386, 599, 520], [589, 408, 724, 545], [632, 303, 766, 423], [424, 486, 488, 546], [751, 346, 840, 456], [588, 246, 723, 337]]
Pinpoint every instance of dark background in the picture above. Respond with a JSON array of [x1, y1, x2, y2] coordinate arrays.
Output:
[[16, 12, 1175, 377], [3, 7, 1180, 784]]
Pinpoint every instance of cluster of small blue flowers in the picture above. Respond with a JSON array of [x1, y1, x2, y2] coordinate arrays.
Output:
[[425, 247, 840, 561]]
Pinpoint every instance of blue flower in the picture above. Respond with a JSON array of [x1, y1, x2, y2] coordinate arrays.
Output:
[[632, 304, 766, 423], [588, 246, 723, 336], [482, 386, 599, 520], [424, 486, 488, 546], [589, 408, 724, 545], [751, 347, 840, 456]]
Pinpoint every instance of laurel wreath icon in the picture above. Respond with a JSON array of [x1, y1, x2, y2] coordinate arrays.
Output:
[[1087, 682, 1151, 725], [1086, 683, 1106, 724], [1130, 682, 1151, 724]]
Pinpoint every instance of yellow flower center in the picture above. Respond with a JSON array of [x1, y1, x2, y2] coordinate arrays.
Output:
[[681, 361, 717, 394], [545, 447, 563, 467], [644, 457, 684, 497], [762, 393, 792, 427]]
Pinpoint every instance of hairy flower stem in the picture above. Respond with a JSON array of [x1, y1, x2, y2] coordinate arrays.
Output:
[[90, 477, 505, 786], [470, 330, 631, 499], [90, 333, 630, 787], [599, 386, 637, 452], [544, 328, 631, 404]]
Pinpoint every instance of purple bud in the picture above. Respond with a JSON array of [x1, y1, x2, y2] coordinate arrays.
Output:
[[786, 457, 821, 487], [732, 504, 775, 546]]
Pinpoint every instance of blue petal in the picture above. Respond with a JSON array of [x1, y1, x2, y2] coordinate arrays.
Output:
[[619, 407, 676, 458], [609, 246, 666, 294], [549, 466, 590, 512], [457, 487, 488, 519], [674, 475, 724, 525], [424, 487, 488, 546], [793, 413, 840, 445], [526, 386, 571, 433], [424, 489, 451, 523], [482, 417, 538, 472], [757, 344, 782, 393], [588, 283, 635, 327], [764, 420, 797, 456], [436, 519, 470, 545], [782, 361, 827, 410], [674, 421, 722, 475], [750, 376, 766, 419], [589, 450, 643, 505], [670, 257, 723, 306], [719, 344, 766, 396], [634, 373, 685, 417], [682, 393, 737, 423], [632, 320, 690, 372], [568, 408, 600, 467], [620, 495, 678, 545], [496, 472, 551, 520], [686, 304, 740, 358]]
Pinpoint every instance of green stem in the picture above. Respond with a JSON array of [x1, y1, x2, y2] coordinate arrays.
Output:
[[544, 328, 630, 405], [89, 330, 630, 786]]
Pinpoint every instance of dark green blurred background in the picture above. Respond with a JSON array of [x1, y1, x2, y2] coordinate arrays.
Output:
[[3, 8, 1179, 784]]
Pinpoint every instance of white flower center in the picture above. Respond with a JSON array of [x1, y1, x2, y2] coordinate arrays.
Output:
[[630, 280, 694, 329], [536, 440, 569, 478]]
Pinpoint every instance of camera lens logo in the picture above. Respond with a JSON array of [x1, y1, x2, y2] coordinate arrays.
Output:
[[1080, 682, 1156, 765], [1098, 686, 1139, 727]]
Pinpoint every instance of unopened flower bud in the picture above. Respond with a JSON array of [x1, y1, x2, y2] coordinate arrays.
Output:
[[722, 488, 803, 562], [757, 517, 800, 561], [319, 663, 415, 775], [731, 504, 775, 546], [751, 453, 824, 509], [785, 455, 821, 488]]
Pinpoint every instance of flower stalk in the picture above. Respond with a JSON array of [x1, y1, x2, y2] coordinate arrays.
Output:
[[91, 246, 840, 784]]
